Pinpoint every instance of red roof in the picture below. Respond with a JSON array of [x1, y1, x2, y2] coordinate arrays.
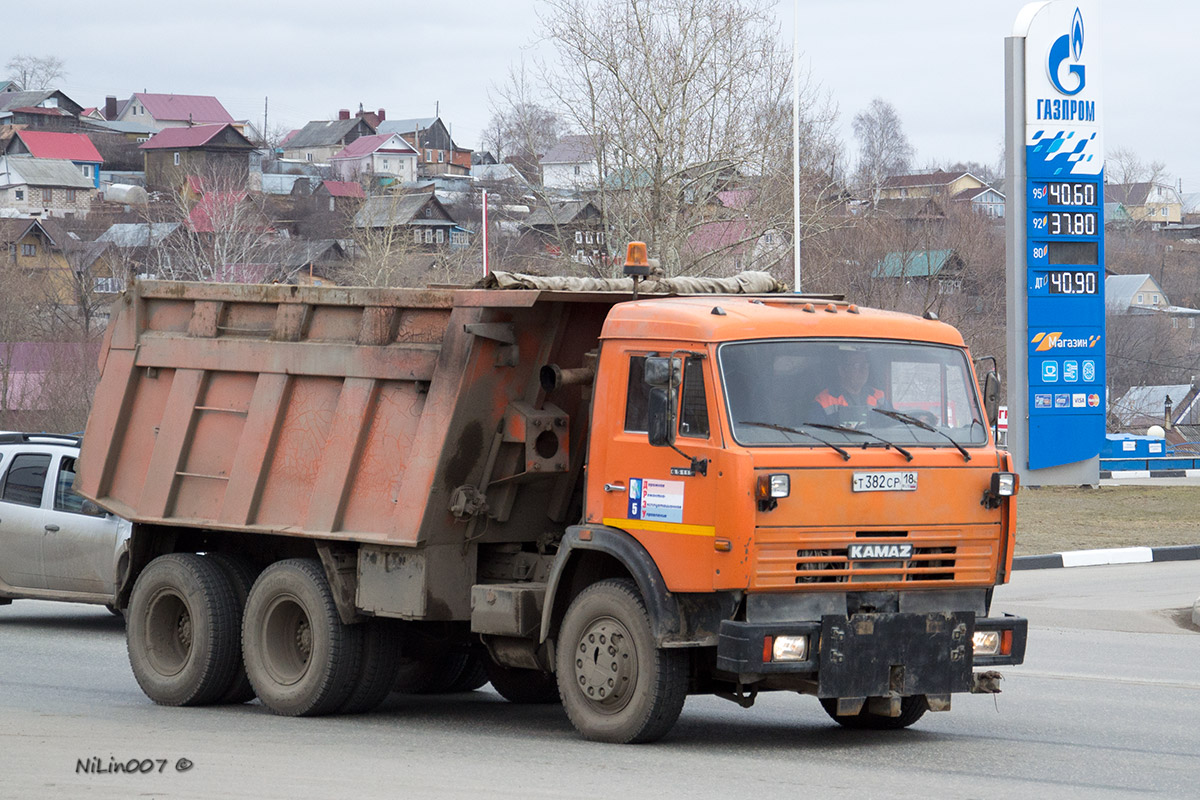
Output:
[[330, 133, 416, 160], [16, 131, 102, 163], [188, 191, 250, 233], [134, 93, 234, 124], [685, 218, 751, 257], [9, 106, 69, 116], [140, 124, 233, 149], [323, 180, 365, 198]]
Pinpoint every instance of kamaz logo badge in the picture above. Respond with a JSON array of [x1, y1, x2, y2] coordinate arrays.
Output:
[[848, 544, 913, 560]]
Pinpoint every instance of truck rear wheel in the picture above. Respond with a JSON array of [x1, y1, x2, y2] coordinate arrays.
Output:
[[555, 579, 687, 743], [484, 660, 561, 704], [206, 552, 260, 704], [126, 553, 242, 706], [820, 695, 929, 730], [242, 559, 362, 716], [339, 618, 402, 714]]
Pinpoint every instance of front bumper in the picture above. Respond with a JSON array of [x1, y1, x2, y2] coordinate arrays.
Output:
[[716, 612, 1027, 697]]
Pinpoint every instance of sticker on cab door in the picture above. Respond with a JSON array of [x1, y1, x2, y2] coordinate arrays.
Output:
[[627, 478, 684, 523]]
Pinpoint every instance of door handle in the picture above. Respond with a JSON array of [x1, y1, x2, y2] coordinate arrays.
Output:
[[604, 483, 626, 493], [44, 524, 60, 532]]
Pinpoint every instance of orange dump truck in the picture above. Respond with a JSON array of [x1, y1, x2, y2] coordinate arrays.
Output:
[[77, 273, 1026, 743]]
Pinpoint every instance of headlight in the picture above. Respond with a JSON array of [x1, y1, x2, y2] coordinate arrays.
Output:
[[973, 630, 1001, 656], [990, 472, 1018, 497], [769, 634, 809, 662], [757, 473, 791, 500]]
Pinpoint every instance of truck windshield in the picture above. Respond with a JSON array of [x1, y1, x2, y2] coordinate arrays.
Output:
[[719, 339, 988, 448]]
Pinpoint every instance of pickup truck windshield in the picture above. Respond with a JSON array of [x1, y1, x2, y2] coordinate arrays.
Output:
[[719, 339, 988, 448]]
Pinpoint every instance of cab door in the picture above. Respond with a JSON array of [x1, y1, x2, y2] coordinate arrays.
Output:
[[597, 350, 723, 592], [0, 452, 52, 592]]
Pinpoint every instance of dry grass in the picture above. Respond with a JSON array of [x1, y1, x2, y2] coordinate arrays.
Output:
[[1015, 486, 1200, 555]]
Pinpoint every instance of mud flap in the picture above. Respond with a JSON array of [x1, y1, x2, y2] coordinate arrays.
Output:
[[817, 612, 973, 698]]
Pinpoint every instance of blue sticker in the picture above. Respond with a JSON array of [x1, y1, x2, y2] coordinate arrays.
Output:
[[1063, 360, 1078, 382], [627, 478, 643, 519], [1042, 361, 1059, 383], [1082, 359, 1096, 382]]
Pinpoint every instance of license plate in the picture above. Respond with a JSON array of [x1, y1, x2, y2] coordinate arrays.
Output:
[[851, 471, 917, 492]]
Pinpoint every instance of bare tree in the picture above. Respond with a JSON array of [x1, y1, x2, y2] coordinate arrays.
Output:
[[5, 54, 66, 89], [852, 97, 914, 203], [485, 62, 570, 182], [1107, 146, 1168, 187], [525, 0, 836, 276]]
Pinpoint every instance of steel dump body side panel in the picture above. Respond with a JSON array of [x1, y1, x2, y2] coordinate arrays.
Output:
[[76, 282, 610, 552]]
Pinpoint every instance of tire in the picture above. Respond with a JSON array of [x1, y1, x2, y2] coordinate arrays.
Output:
[[393, 650, 477, 694], [446, 653, 490, 693], [206, 552, 260, 705], [485, 659, 561, 704], [555, 578, 688, 744], [339, 618, 402, 714], [242, 559, 363, 717], [126, 553, 242, 706], [820, 695, 929, 730]]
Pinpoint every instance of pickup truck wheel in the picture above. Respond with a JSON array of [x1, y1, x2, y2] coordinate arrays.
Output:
[[126, 553, 242, 706], [820, 695, 929, 730], [339, 618, 402, 714], [206, 552, 260, 705], [485, 660, 560, 704], [447, 653, 490, 693], [555, 579, 687, 743], [242, 559, 362, 717]]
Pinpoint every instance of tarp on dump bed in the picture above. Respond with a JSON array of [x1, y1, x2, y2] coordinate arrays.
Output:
[[476, 271, 787, 294]]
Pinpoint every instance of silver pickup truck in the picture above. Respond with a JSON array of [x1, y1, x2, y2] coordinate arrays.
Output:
[[0, 433, 130, 612]]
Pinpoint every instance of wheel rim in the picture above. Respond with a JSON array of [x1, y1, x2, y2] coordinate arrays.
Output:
[[145, 587, 191, 676], [261, 594, 312, 686], [571, 614, 637, 713]]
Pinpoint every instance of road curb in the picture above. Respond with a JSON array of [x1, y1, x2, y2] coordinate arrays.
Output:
[[1012, 544, 1200, 570]]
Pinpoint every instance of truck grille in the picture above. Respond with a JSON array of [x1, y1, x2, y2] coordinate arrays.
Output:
[[754, 528, 999, 588]]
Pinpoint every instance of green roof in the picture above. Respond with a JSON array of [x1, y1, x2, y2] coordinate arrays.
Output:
[[874, 249, 955, 279]]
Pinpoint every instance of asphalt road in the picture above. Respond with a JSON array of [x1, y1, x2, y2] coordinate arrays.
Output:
[[1, 562, 1197, 800]]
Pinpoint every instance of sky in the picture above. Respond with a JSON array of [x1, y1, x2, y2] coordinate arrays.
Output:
[[7, 0, 1197, 192]]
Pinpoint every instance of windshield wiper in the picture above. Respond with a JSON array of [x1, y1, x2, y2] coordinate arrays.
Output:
[[801, 421, 913, 462], [739, 421, 850, 461], [871, 408, 971, 462]]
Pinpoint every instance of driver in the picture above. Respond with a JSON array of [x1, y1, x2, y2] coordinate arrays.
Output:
[[810, 349, 887, 422]]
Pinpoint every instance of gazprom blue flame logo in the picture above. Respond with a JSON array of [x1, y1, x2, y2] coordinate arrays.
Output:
[[1048, 8, 1086, 96]]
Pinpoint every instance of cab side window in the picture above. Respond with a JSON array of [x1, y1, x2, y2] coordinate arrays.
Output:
[[679, 357, 709, 438], [623, 356, 650, 432], [1, 453, 51, 507]]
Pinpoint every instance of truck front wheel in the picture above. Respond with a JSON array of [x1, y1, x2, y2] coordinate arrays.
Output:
[[242, 559, 362, 716], [555, 579, 687, 743], [126, 553, 242, 706]]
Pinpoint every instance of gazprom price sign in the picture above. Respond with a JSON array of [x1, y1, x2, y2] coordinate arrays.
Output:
[[1011, 1, 1105, 475]]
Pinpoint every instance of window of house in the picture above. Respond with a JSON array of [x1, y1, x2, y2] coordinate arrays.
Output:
[[425, 229, 433, 243], [22, 243, 36, 257], [575, 231, 583, 244], [329, 197, 335, 212], [425, 149, 433, 161], [598, 231, 604, 244], [436, 229, 444, 244], [764, 233, 773, 244], [41, 188, 52, 203], [82, 165, 92, 178], [383, 159, 389, 170], [1, 453, 50, 507], [66, 189, 77, 203], [576, 249, 585, 262], [1162, 207, 1169, 216], [15, 188, 24, 201], [136, 137, 149, 144], [414, 229, 422, 244], [438, 151, 444, 163], [1173, 318, 1180, 329], [94, 276, 121, 294], [306, 153, 313, 162], [173, 152, 180, 166], [1153, 294, 1160, 305], [574, 165, 580, 176], [1190, 318, 1196, 329], [586, 231, 593, 244]]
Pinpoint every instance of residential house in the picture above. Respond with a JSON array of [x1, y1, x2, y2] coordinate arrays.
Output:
[[540, 135, 599, 190], [139, 123, 256, 189], [874, 249, 967, 294], [79, 117, 159, 145], [313, 180, 364, 213], [681, 218, 786, 274], [1111, 383, 1198, 430], [281, 117, 375, 164], [1105, 182, 1182, 224], [0, 157, 96, 217], [0, 90, 83, 129], [94, 222, 185, 287], [354, 192, 467, 249], [0, 81, 19, 94], [4, 130, 103, 187], [330, 133, 418, 185], [1105, 273, 1168, 313], [878, 171, 989, 202], [377, 117, 471, 177], [0, 218, 88, 306], [116, 93, 235, 131], [0, 342, 101, 429], [951, 185, 1005, 218], [524, 200, 607, 264]]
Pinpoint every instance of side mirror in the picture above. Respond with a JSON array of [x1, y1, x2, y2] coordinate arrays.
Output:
[[80, 499, 106, 518], [643, 356, 681, 388], [647, 387, 676, 447], [983, 371, 1001, 427]]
